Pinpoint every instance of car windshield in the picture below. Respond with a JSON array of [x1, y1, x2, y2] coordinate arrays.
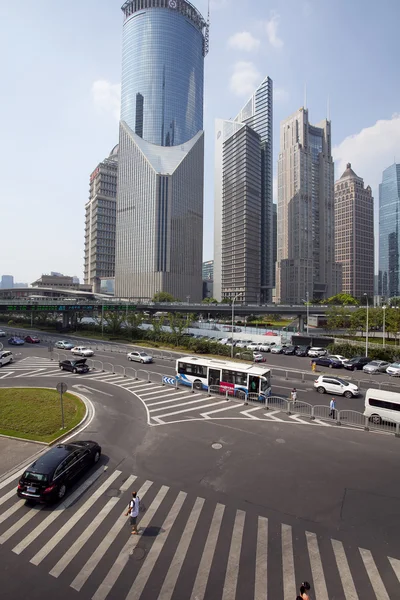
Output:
[[139, 353, 148, 357], [368, 361, 380, 366], [390, 363, 400, 368]]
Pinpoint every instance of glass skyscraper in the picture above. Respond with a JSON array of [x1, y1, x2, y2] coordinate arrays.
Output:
[[379, 163, 400, 298]]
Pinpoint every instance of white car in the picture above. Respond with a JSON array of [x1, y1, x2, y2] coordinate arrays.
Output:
[[328, 354, 348, 365], [236, 340, 252, 348], [127, 351, 153, 364], [386, 363, 400, 377], [258, 343, 272, 352], [308, 347, 327, 358], [218, 338, 230, 345], [71, 346, 94, 357], [0, 350, 13, 366], [0, 330, 6, 337], [247, 342, 260, 351], [313, 375, 359, 398]]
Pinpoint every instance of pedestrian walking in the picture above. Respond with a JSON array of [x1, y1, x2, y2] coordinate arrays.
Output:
[[126, 491, 140, 535], [290, 388, 297, 403], [296, 581, 311, 600], [329, 397, 336, 419]]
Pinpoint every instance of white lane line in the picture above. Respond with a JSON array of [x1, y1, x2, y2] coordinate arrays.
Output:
[[389, 556, 400, 583], [313, 419, 332, 427], [221, 510, 246, 600], [0, 500, 25, 525], [331, 539, 359, 600], [12, 466, 105, 555], [289, 414, 310, 425], [263, 410, 285, 422], [152, 400, 228, 420], [49, 474, 137, 579], [128, 384, 161, 392], [72, 385, 113, 397], [40, 369, 69, 377], [0, 371, 14, 379], [139, 388, 177, 398], [282, 524, 296, 600], [189, 504, 225, 600], [149, 396, 209, 413], [124, 491, 188, 600], [89, 483, 167, 600], [306, 531, 329, 600], [0, 487, 19, 507], [0, 505, 43, 544], [240, 407, 263, 419], [30, 469, 122, 566], [359, 548, 390, 599], [146, 393, 195, 407], [23, 368, 58, 377], [200, 404, 241, 418], [255, 517, 268, 600]]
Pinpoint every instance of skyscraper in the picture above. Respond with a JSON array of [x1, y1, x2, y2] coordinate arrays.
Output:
[[84, 145, 118, 292], [214, 76, 273, 303], [276, 107, 341, 303], [0, 275, 14, 289], [379, 163, 400, 298], [334, 163, 374, 299], [115, 0, 208, 301]]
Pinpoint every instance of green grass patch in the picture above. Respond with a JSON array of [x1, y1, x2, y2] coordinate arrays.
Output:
[[0, 388, 86, 443]]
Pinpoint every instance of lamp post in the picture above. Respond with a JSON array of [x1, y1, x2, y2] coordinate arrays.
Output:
[[383, 305, 387, 348], [231, 294, 239, 358], [364, 293, 369, 357], [306, 291, 309, 336]]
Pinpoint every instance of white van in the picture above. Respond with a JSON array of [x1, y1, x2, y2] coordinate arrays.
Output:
[[0, 351, 13, 367], [364, 388, 400, 424]]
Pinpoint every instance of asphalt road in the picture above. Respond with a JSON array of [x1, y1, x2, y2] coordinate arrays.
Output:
[[1, 331, 400, 597]]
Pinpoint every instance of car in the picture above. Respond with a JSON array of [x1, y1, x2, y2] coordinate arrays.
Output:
[[343, 356, 372, 371], [363, 360, 390, 374], [253, 353, 266, 363], [24, 335, 40, 344], [55, 340, 74, 350], [0, 350, 13, 367], [127, 351, 153, 364], [295, 345, 310, 357], [246, 342, 260, 350], [218, 338, 230, 345], [386, 363, 400, 377], [236, 340, 252, 348], [17, 440, 101, 503], [308, 347, 327, 358], [258, 343, 272, 352], [71, 346, 94, 357], [314, 356, 342, 369], [271, 345, 286, 354], [8, 336, 24, 345], [313, 375, 359, 397], [59, 359, 90, 374], [0, 330, 6, 337], [282, 345, 298, 355], [328, 354, 348, 365]]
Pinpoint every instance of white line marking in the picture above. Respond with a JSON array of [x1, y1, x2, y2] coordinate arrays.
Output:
[[313, 419, 332, 427], [0, 500, 25, 525], [145, 393, 194, 407], [282, 524, 296, 600], [72, 385, 113, 397], [306, 531, 329, 600], [0, 505, 43, 544], [200, 404, 241, 418], [264, 410, 285, 422], [289, 414, 310, 424], [0, 371, 14, 379], [359, 548, 390, 599], [139, 388, 177, 398], [23, 368, 57, 377], [255, 517, 268, 600], [331, 539, 359, 600], [389, 556, 400, 583], [88, 483, 166, 599], [152, 400, 228, 420], [240, 406, 263, 419], [222, 510, 246, 600], [149, 395, 209, 413], [0, 488, 19, 506]]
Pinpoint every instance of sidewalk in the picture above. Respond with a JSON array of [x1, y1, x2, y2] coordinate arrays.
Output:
[[0, 437, 43, 479]]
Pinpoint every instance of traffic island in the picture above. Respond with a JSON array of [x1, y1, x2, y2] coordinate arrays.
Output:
[[0, 388, 86, 443]]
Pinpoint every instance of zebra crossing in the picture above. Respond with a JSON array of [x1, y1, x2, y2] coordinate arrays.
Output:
[[0, 465, 398, 599], [0, 357, 333, 428]]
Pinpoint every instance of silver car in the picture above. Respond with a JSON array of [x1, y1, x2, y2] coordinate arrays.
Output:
[[386, 363, 400, 377], [127, 351, 153, 364], [363, 360, 390, 374]]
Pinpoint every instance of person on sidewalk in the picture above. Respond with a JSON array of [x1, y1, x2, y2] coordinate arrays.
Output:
[[126, 491, 140, 535], [290, 388, 297, 403], [329, 397, 336, 419]]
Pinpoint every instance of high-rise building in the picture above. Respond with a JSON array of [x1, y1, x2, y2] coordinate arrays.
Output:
[[214, 76, 273, 303], [276, 107, 341, 303], [1, 275, 14, 289], [272, 203, 277, 288], [114, 0, 208, 301], [334, 163, 374, 299], [84, 146, 118, 292], [202, 260, 214, 281], [379, 163, 400, 298]]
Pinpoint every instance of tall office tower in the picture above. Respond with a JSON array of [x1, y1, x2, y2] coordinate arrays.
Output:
[[276, 107, 342, 303], [379, 163, 400, 298], [272, 203, 277, 288], [114, 0, 208, 301], [334, 163, 374, 299], [214, 76, 273, 303], [0, 275, 14, 289], [84, 145, 118, 292]]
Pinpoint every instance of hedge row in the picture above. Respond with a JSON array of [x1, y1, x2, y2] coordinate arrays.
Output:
[[328, 342, 400, 363]]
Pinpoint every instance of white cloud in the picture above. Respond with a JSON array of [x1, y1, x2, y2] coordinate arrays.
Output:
[[265, 11, 284, 49], [91, 80, 121, 120], [230, 61, 261, 97], [228, 31, 260, 52], [333, 113, 400, 193], [274, 87, 289, 103]]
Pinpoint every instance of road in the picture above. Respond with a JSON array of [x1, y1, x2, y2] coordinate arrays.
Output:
[[1, 331, 400, 597]]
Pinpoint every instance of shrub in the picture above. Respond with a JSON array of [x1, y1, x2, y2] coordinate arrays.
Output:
[[328, 342, 400, 362]]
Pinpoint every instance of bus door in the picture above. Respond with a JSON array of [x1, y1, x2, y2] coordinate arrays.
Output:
[[208, 369, 221, 388], [248, 375, 260, 395]]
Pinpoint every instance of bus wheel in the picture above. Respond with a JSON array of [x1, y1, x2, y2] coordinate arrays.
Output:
[[193, 381, 203, 391], [371, 414, 382, 425]]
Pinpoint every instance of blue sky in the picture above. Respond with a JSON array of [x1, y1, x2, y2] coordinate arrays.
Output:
[[2, 0, 399, 282]]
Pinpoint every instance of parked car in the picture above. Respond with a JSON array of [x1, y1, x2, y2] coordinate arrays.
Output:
[[283, 345, 298, 355], [55, 340, 74, 350], [0, 350, 13, 367], [314, 356, 342, 369], [308, 347, 327, 358], [218, 338, 230, 345], [127, 351, 153, 364], [0, 330, 6, 337], [17, 440, 101, 503], [271, 345, 286, 354], [235, 340, 250, 349], [386, 363, 400, 377], [8, 336, 24, 346], [258, 343, 272, 352], [24, 335, 40, 344], [328, 354, 348, 365], [295, 346, 310, 357], [71, 346, 94, 357], [343, 356, 372, 371], [313, 375, 359, 397], [363, 360, 390, 374], [59, 359, 90, 374], [247, 342, 260, 351], [253, 353, 266, 363]]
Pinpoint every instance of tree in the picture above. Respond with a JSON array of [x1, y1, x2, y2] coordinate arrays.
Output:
[[349, 308, 367, 335], [104, 311, 125, 336], [202, 297, 218, 304], [221, 298, 231, 305], [126, 311, 145, 340], [150, 314, 165, 341], [168, 312, 189, 345], [325, 293, 359, 306], [153, 292, 176, 303], [386, 308, 400, 344], [325, 306, 348, 332]]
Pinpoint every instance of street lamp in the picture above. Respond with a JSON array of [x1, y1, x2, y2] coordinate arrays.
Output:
[[364, 293, 369, 357], [306, 291, 309, 336], [383, 305, 387, 348], [231, 294, 239, 358]]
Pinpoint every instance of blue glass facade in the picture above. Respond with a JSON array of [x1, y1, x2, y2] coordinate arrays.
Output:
[[379, 164, 400, 297], [121, 0, 206, 147]]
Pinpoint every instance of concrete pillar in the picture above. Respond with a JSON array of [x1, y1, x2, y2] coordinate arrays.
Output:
[[62, 312, 70, 329], [298, 314, 305, 333]]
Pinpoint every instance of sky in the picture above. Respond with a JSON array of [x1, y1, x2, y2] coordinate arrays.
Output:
[[1, 0, 399, 283]]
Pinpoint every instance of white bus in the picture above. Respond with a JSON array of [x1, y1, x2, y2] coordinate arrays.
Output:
[[175, 356, 271, 398], [364, 388, 400, 425]]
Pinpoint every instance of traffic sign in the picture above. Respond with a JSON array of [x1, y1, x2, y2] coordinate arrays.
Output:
[[163, 376, 176, 386], [56, 382, 68, 394]]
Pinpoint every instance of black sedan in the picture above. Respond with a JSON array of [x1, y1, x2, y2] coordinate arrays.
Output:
[[282, 345, 298, 355], [314, 356, 343, 369], [17, 441, 101, 503], [59, 358, 90, 374]]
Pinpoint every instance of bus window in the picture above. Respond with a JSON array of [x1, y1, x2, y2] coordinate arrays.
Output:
[[248, 375, 259, 394], [208, 368, 221, 386]]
